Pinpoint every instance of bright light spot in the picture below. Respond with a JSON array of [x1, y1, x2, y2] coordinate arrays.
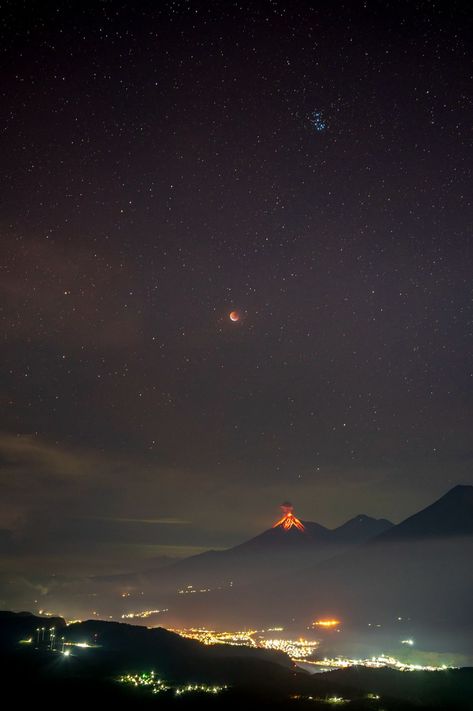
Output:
[[326, 696, 349, 705], [310, 110, 327, 132], [118, 672, 226, 696], [314, 619, 341, 628]]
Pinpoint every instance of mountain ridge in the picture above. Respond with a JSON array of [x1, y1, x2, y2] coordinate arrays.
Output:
[[374, 484, 473, 542]]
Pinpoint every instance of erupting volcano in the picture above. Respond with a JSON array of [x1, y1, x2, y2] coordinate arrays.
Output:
[[273, 502, 305, 531]]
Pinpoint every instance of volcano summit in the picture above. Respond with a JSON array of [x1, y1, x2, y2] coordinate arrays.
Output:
[[273, 502, 305, 531]]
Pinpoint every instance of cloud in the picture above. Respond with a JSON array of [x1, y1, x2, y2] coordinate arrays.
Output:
[[0, 432, 87, 477], [0, 432, 107, 530], [87, 516, 191, 525], [0, 432, 215, 574]]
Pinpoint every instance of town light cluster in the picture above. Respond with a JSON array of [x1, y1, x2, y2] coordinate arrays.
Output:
[[170, 627, 319, 660], [118, 671, 227, 696], [305, 655, 455, 672]]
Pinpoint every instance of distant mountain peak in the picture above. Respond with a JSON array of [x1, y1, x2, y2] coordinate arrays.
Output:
[[378, 484, 473, 541], [341, 514, 393, 525], [443, 483, 473, 498], [345, 514, 372, 523], [331, 513, 393, 543]]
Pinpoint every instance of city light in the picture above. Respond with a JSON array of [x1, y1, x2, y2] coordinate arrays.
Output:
[[313, 619, 341, 629], [62, 641, 99, 650], [170, 627, 319, 660], [303, 655, 455, 672], [121, 608, 168, 619], [175, 684, 226, 696], [326, 697, 349, 705], [291, 694, 349, 704], [118, 672, 227, 696], [119, 671, 170, 693], [169, 627, 258, 648], [261, 637, 319, 659]]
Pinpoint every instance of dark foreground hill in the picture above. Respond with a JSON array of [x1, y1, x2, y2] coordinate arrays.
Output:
[[0, 611, 291, 682], [1, 612, 472, 710]]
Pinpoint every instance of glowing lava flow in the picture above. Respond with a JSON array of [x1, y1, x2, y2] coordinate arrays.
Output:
[[273, 503, 305, 531]]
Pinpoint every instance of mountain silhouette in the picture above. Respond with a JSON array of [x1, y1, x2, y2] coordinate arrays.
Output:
[[331, 514, 393, 543], [376, 485, 473, 541]]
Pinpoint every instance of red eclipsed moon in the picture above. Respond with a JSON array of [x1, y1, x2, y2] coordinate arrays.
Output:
[[229, 310, 240, 322]]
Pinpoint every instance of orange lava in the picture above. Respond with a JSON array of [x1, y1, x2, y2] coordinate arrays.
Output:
[[273, 511, 305, 531]]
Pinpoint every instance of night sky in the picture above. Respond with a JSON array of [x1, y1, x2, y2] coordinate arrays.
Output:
[[1, 1, 472, 575]]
